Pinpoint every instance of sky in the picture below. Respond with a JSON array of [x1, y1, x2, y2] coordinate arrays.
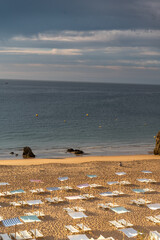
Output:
[[0, 0, 160, 84]]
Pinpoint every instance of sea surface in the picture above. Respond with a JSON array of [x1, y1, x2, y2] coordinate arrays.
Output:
[[0, 79, 159, 159]]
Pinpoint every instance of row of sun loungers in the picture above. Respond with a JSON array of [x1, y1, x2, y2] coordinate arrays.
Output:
[[131, 198, 152, 206], [0, 229, 43, 240], [146, 215, 160, 224], [109, 219, 133, 229], [65, 223, 91, 234]]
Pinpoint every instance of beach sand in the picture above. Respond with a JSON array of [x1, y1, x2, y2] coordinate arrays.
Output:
[[0, 154, 160, 240]]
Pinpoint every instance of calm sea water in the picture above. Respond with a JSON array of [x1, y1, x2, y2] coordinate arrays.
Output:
[[0, 79, 159, 159]]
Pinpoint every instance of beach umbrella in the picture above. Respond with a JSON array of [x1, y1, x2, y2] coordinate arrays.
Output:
[[107, 181, 119, 191], [58, 177, 69, 192], [20, 215, 41, 238], [26, 200, 43, 211], [10, 189, 26, 201], [2, 217, 22, 238], [68, 234, 90, 240], [0, 182, 9, 194], [30, 180, 43, 195], [46, 187, 60, 197], [20, 215, 41, 223], [119, 228, 139, 239], [110, 206, 130, 214], [132, 188, 146, 202]]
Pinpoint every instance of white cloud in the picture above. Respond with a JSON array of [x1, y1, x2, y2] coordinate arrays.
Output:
[[0, 47, 82, 55], [12, 29, 160, 43]]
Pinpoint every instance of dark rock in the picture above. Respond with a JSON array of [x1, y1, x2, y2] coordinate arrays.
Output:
[[15, 154, 18, 157], [119, 162, 122, 167], [10, 152, 14, 155], [67, 148, 84, 155], [67, 148, 75, 153], [74, 149, 84, 155], [23, 146, 35, 158], [154, 131, 160, 155]]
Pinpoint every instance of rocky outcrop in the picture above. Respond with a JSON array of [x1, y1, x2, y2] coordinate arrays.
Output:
[[154, 131, 160, 155], [23, 146, 35, 158], [67, 148, 84, 155]]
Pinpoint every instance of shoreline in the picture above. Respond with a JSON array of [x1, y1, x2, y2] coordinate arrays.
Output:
[[0, 154, 160, 165]]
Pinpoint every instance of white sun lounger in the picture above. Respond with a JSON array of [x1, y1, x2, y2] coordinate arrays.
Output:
[[60, 186, 73, 191], [73, 206, 85, 212], [118, 219, 133, 227], [18, 230, 32, 239], [82, 194, 95, 199], [119, 180, 131, 185], [0, 216, 3, 221], [149, 231, 160, 240], [30, 189, 38, 194], [10, 202, 21, 207], [98, 203, 110, 209], [76, 223, 91, 232], [10, 232, 24, 240], [109, 220, 124, 229], [36, 188, 45, 193], [65, 225, 79, 234], [0, 234, 12, 240], [30, 229, 43, 238], [155, 215, 160, 221], [146, 216, 160, 224]]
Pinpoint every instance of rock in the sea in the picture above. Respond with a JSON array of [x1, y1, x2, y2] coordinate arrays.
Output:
[[67, 148, 84, 155], [154, 131, 160, 155], [67, 148, 75, 153], [23, 146, 35, 158], [10, 152, 14, 155], [74, 149, 84, 155]]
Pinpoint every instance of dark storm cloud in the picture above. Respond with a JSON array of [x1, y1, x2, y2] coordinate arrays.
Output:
[[0, 0, 160, 38]]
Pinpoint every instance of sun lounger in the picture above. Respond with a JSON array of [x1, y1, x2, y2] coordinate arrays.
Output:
[[18, 201, 28, 206], [10, 233, 24, 240], [36, 188, 45, 193], [30, 229, 43, 238], [76, 223, 91, 232], [60, 186, 73, 191], [65, 225, 79, 234], [146, 216, 160, 224], [143, 188, 155, 192], [98, 202, 119, 210], [109, 220, 124, 229], [90, 184, 102, 188], [10, 202, 21, 207], [18, 230, 32, 239], [149, 231, 160, 240], [0, 234, 12, 240], [82, 194, 95, 199], [98, 203, 110, 210], [53, 197, 64, 203], [0, 192, 5, 197], [30, 189, 38, 194], [0, 216, 3, 221], [118, 219, 133, 227], [3, 191, 12, 196], [73, 206, 85, 212], [131, 198, 150, 206], [119, 180, 131, 185], [154, 215, 160, 221]]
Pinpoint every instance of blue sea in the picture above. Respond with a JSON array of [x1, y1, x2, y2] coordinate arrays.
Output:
[[0, 79, 159, 159]]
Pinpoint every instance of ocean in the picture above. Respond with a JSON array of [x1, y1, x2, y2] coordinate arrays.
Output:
[[0, 79, 159, 159]]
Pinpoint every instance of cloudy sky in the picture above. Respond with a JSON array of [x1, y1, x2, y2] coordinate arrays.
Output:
[[0, 0, 160, 84]]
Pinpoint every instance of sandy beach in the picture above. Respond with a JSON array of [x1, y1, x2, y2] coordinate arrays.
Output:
[[0, 154, 160, 240]]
